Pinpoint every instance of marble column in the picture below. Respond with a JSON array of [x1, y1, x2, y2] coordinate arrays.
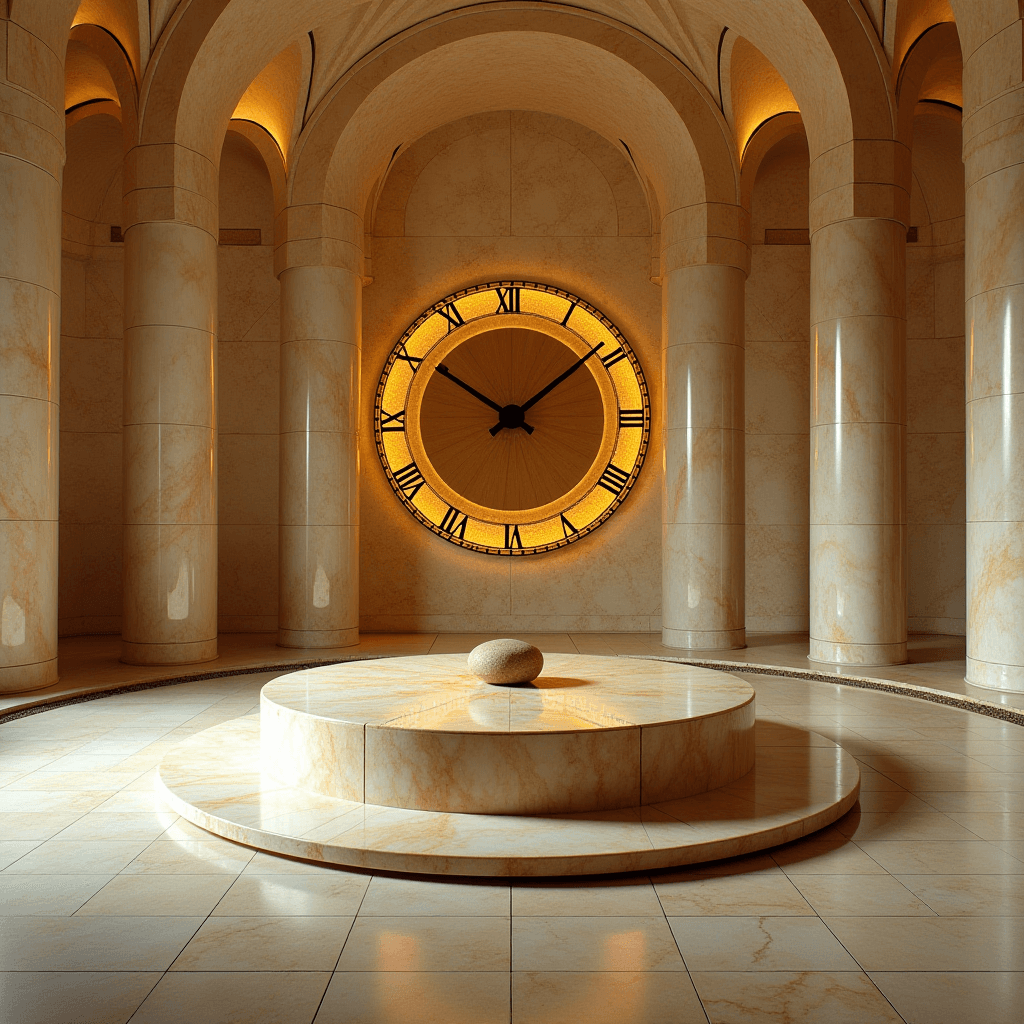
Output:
[[962, 32, 1024, 690], [121, 173, 219, 664], [277, 264, 360, 648], [0, 30, 63, 692], [662, 263, 746, 650], [809, 217, 907, 665]]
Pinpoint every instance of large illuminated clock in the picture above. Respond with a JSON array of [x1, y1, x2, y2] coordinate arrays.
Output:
[[374, 281, 650, 555]]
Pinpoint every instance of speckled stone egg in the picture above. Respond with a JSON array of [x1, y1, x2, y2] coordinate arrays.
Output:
[[468, 639, 544, 685]]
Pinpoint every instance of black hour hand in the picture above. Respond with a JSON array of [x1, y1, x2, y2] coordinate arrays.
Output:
[[436, 364, 534, 434], [435, 364, 504, 413]]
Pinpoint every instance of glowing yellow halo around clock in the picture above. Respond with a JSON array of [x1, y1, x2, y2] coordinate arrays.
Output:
[[374, 281, 650, 555]]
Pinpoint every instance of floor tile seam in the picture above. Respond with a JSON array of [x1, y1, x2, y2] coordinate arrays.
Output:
[[309, 893, 368, 1024], [809, 909, 910, 1019], [653, 869, 713, 1019], [123, 968, 226, 1024]]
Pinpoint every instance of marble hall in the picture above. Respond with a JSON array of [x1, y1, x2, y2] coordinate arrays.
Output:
[[2, 1, 1024, 1021]]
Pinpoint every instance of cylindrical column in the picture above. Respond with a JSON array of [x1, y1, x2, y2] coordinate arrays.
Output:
[[963, 39, 1024, 690], [662, 263, 746, 650], [0, 26, 63, 693], [809, 217, 907, 665], [277, 264, 360, 648], [121, 218, 218, 665]]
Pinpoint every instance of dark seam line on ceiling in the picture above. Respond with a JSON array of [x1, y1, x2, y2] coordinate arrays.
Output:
[[65, 96, 110, 114], [740, 109, 800, 160], [716, 26, 728, 113], [302, 29, 316, 127]]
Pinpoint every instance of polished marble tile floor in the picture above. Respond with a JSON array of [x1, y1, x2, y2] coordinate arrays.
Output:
[[3, 663, 1024, 1022]]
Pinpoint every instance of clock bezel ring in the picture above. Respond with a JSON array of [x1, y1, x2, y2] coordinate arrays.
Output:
[[374, 281, 651, 556]]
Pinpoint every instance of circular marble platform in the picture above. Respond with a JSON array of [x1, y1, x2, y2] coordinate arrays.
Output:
[[157, 656, 861, 876], [259, 654, 756, 814]]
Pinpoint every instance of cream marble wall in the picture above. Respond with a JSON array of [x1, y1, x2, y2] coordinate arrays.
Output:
[[59, 113, 124, 637], [361, 111, 662, 633], [906, 115, 966, 636], [52, 109, 968, 642], [744, 135, 811, 633], [216, 132, 279, 634]]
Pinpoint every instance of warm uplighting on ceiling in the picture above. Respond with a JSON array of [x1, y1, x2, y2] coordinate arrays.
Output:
[[918, 47, 963, 109], [730, 37, 799, 158], [894, 0, 955, 74], [72, 0, 140, 74], [64, 40, 119, 112], [231, 41, 304, 163]]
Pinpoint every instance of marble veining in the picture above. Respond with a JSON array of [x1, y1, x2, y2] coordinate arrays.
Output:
[[157, 714, 859, 876], [258, 655, 755, 813]]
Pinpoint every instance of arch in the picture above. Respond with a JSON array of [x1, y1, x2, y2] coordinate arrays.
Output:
[[226, 119, 287, 216], [230, 38, 311, 167], [888, 0, 955, 75], [719, 32, 800, 160], [739, 111, 806, 211], [896, 21, 962, 148], [71, 0, 145, 77], [67, 22, 138, 141], [289, 5, 737, 227], [132, 1, 897, 250], [718, 0, 892, 156]]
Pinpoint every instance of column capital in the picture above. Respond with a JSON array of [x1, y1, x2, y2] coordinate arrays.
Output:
[[659, 203, 749, 276], [274, 203, 364, 278], [122, 142, 218, 238], [808, 138, 911, 233]]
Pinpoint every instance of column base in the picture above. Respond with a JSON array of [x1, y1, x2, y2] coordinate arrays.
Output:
[[661, 628, 746, 651], [808, 638, 907, 667], [278, 627, 359, 650], [0, 658, 58, 694], [121, 638, 219, 666], [965, 656, 1024, 693]]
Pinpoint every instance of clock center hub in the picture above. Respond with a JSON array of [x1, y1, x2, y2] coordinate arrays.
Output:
[[498, 404, 527, 431]]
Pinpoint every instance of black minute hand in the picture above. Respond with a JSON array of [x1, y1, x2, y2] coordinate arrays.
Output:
[[519, 343, 604, 413]]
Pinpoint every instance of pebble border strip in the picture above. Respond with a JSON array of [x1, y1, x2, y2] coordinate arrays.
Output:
[[627, 655, 1024, 729], [0, 656, 388, 728], [1, 651, 1021, 731]]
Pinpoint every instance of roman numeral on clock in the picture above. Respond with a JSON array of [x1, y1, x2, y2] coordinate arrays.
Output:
[[597, 463, 631, 494], [380, 408, 405, 432], [393, 462, 425, 500], [504, 523, 524, 549], [560, 300, 577, 326], [440, 505, 468, 539], [495, 287, 520, 314], [395, 345, 421, 371], [437, 302, 465, 332], [601, 347, 627, 369], [618, 409, 644, 428], [560, 513, 579, 539]]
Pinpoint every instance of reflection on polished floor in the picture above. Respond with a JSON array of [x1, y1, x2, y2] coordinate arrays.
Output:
[[3, 646, 1024, 1023]]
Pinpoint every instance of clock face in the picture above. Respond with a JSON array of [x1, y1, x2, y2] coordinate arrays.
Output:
[[374, 281, 650, 555]]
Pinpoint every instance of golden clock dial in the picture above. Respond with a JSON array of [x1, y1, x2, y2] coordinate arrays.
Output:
[[374, 282, 650, 556], [419, 327, 603, 510]]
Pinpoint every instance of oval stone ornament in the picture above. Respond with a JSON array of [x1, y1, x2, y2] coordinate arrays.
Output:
[[468, 639, 544, 685]]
